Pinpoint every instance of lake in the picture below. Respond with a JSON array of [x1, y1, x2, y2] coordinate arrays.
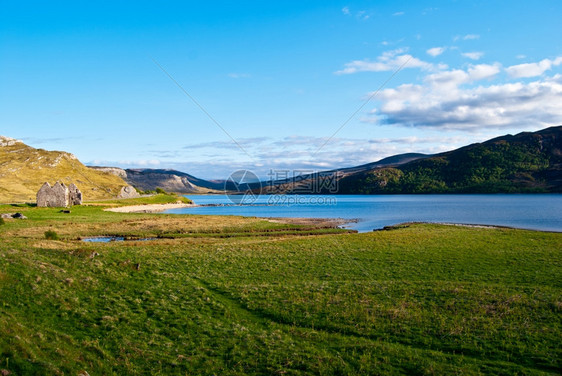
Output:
[[165, 194, 562, 233]]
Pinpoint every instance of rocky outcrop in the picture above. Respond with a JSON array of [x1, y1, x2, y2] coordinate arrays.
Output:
[[37, 182, 82, 207], [117, 185, 140, 199], [125, 170, 198, 193], [90, 166, 128, 179], [0, 136, 22, 147], [88, 167, 221, 193]]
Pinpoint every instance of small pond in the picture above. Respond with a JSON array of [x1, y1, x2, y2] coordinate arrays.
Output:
[[81, 237, 156, 243]]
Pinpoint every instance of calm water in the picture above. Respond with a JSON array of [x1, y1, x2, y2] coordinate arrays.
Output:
[[165, 194, 562, 233]]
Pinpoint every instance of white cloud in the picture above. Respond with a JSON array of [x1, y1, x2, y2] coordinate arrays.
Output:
[[454, 34, 480, 41], [184, 137, 270, 150], [393, 11, 404, 16], [356, 10, 370, 20], [516, 54, 526, 59], [164, 135, 466, 179], [342, 6, 370, 20], [462, 51, 484, 60], [362, 64, 562, 131], [427, 47, 445, 57], [91, 159, 162, 167], [422, 7, 438, 15], [335, 49, 440, 75], [506, 57, 562, 78], [467, 63, 501, 81], [419, 64, 500, 91]]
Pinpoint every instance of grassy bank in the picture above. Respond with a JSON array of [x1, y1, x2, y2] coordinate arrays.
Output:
[[0, 199, 560, 375]]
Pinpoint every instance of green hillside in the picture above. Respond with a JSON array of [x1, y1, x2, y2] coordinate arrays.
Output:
[[338, 126, 562, 194], [0, 136, 129, 203]]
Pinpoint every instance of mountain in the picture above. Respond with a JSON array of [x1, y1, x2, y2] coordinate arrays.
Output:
[[6, 125, 555, 203], [0, 136, 129, 203], [87, 126, 561, 196], [334, 153, 430, 175], [258, 152, 429, 194], [88, 167, 226, 193], [336, 126, 562, 194]]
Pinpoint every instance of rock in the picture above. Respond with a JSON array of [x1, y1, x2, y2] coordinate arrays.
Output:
[[0, 135, 22, 147], [117, 185, 141, 199], [88, 166, 128, 179], [0, 213, 27, 219]]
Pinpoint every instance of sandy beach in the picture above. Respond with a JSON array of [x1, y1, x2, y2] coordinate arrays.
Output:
[[104, 203, 196, 213]]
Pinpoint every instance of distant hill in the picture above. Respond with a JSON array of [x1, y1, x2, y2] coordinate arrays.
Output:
[[89, 167, 226, 193], [259, 152, 429, 194], [0, 136, 129, 203], [337, 126, 562, 194], [7, 125, 556, 203], [87, 126, 561, 196], [335, 153, 430, 175]]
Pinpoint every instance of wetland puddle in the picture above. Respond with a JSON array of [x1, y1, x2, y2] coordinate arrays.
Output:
[[81, 237, 156, 243]]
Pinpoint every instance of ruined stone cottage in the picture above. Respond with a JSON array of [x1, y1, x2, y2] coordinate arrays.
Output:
[[36, 182, 83, 207]]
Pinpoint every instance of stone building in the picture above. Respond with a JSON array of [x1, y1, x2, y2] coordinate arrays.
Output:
[[36, 182, 83, 207], [68, 183, 83, 205]]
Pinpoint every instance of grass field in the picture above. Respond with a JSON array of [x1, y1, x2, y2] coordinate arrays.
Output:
[[0, 197, 560, 375]]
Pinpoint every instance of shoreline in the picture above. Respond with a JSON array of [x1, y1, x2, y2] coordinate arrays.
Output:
[[102, 204, 560, 233], [103, 203, 356, 229], [266, 217, 358, 229], [104, 203, 197, 213], [377, 221, 561, 233]]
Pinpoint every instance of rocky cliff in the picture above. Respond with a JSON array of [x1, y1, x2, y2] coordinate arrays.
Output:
[[88, 167, 224, 193]]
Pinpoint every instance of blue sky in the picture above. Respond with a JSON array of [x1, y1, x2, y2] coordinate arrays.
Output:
[[1, 0, 561, 179]]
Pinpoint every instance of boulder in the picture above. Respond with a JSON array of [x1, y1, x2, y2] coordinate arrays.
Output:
[[0, 213, 27, 219], [118, 185, 141, 199]]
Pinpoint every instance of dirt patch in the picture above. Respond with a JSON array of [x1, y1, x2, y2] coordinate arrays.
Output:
[[267, 217, 357, 228]]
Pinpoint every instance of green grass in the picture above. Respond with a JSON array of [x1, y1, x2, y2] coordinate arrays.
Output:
[[0, 203, 560, 375], [94, 192, 193, 206], [44, 230, 59, 240]]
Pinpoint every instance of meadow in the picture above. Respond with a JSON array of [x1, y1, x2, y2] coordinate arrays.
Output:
[[0, 195, 560, 375]]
